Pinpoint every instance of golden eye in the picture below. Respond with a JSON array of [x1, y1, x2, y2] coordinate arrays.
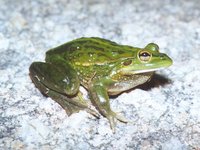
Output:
[[138, 51, 151, 62], [123, 60, 132, 66]]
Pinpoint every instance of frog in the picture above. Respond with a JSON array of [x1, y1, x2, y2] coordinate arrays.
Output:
[[29, 37, 173, 131]]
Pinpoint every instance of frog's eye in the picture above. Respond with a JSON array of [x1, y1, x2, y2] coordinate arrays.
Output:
[[145, 43, 159, 52], [123, 60, 132, 66], [138, 51, 151, 62]]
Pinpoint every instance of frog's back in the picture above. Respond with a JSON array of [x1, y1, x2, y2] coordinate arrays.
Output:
[[46, 37, 138, 65]]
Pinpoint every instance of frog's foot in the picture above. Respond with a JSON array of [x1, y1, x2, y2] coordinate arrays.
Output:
[[58, 95, 100, 118], [106, 111, 129, 132], [54, 95, 100, 118], [77, 92, 100, 118], [86, 108, 100, 119]]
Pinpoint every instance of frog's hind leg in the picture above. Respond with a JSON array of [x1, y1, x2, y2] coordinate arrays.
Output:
[[29, 62, 98, 116]]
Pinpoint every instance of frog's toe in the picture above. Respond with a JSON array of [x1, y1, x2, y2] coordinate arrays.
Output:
[[107, 115, 117, 133], [115, 113, 129, 123], [106, 111, 129, 132], [86, 108, 100, 119], [113, 110, 130, 123]]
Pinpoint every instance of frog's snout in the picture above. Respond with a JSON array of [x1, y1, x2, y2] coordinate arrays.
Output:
[[159, 53, 173, 67]]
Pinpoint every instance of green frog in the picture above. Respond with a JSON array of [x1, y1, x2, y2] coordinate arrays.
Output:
[[29, 37, 172, 131]]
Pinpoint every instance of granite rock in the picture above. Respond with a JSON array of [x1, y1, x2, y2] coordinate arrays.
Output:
[[1, 0, 200, 149]]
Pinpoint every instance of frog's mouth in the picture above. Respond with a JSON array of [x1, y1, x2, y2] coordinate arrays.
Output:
[[121, 67, 165, 75], [132, 67, 165, 74]]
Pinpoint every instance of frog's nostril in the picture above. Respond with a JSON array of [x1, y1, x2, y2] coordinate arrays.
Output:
[[160, 54, 165, 59]]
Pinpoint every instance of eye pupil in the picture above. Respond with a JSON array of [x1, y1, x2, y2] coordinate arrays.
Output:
[[139, 52, 150, 57]]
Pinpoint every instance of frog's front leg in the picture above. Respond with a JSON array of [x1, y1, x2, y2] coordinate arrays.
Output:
[[88, 79, 128, 131]]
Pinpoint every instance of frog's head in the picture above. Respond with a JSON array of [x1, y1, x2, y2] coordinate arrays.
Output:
[[118, 43, 173, 75]]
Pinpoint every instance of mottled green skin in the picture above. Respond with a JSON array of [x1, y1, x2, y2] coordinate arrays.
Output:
[[46, 37, 139, 83], [29, 37, 173, 131]]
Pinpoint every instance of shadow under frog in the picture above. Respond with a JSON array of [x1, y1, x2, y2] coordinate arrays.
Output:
[[110, 73, 172, 99], [138, 73, 172, 91]]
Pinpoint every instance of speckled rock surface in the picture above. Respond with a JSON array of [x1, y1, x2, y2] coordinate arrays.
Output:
[[1, 0, 200, 149]]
